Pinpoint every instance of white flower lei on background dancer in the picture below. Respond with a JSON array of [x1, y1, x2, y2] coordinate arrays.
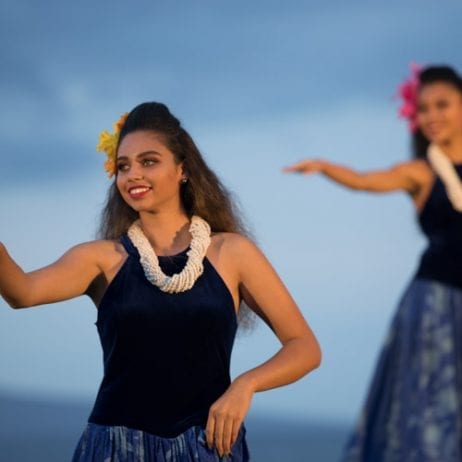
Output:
[[127, 215, 211, 293], [427, 143, 462, 212]]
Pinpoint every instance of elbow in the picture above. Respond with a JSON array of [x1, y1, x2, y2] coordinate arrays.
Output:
[[293, 335, 322, 375], [305, 334, 322, 372], [310, 340, 322, 371], [315, 347, 323, 370], [4, 295, 32, 309], [10, 302, 29, 310]]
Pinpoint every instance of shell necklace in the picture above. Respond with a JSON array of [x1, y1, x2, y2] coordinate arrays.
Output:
[[427, 143, 462, 212], [127, 215, 211, 293]]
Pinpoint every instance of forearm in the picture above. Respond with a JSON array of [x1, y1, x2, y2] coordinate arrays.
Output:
[[318, 160, 367, 190], [234, 335, 321, 393], [0, 243, 31, 308]]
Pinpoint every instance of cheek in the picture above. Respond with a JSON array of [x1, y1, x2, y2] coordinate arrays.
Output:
[[456, 106, 462, 125], [115, 176, 126, 195], [416, 111, 428, 128], [445, 106, 462, 127], [164, 165, 183, 184]]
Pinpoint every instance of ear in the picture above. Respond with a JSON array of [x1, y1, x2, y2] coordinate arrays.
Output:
[[180, 161, 187, 176], [178, 162, 188, 183]]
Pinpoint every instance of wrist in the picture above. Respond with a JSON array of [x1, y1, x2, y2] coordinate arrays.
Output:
[[233, 373, 258, 394]]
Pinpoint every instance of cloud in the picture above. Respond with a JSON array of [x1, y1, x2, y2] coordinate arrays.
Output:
[[1, 1, 461, 181]]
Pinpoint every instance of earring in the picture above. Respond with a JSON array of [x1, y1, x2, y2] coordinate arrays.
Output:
[[181, 177, 188, 184]]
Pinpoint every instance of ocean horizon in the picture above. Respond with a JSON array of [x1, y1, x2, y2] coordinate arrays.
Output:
[[0, 391, 350, 461]]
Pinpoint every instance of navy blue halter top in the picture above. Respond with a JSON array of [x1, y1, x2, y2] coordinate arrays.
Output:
[[415, 164, 462, 289], [88, 235, 237, 437]]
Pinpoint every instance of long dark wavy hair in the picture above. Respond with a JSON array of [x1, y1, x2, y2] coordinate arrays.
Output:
[[412, 65, 462, 158], [98, 102, 254, 327]]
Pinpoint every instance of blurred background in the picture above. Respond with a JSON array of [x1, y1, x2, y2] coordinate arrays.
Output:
[[1, 1, 461, 460]]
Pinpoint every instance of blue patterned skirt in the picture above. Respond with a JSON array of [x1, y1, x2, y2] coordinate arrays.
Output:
[[72, 423, 249, 462], [342, 278, 462, 461]]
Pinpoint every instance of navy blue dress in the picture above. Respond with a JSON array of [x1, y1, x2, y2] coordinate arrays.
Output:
[[72, 235, 249, 461], [343, 166, 462, 461]]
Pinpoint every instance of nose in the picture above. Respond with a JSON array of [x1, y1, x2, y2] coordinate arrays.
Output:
[[428, 108, 440, 120], [127, 165, 144, 181], [419, 107, 439, 127]]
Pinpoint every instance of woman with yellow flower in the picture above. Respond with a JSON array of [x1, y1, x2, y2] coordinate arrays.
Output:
[[0, 102, 321, 461]]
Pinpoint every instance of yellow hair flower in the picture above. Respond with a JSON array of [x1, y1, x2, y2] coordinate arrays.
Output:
[[114, 113, 129, 132], [96, 112, 129, 178]]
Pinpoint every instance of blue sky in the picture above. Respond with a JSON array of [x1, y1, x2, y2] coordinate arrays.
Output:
[[1, 0, 462, 423]]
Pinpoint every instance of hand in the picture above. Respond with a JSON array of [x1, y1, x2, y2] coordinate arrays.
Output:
[[282, 159, 325, 174], [205, 376, 254, 457]]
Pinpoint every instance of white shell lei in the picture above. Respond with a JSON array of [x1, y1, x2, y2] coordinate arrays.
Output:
[[127, 216, 211, 293], [427, 143, 462, 212]]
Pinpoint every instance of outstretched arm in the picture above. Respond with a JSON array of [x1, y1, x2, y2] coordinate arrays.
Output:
[[283, 158, 423, 194], [0, 241, 106, 308], [206, 235, 321, 456]]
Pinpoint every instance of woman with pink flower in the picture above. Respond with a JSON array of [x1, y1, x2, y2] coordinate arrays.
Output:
[[285, 65, 462, 461]]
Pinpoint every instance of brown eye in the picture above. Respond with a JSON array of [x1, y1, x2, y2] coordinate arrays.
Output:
[[436, 99, 449, 110], [117, 163, 129, 172], [417, 103, 428, 114], [142, 158, 158, 166]]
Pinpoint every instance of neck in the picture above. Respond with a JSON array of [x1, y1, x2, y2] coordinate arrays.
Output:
[[439, 135, 462, 163], [138, 210, 191, 256]]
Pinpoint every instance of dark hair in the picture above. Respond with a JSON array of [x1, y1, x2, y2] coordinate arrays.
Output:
[[99, 102, 249, 239], [412, 65, 462, 158], [98, 102, 255, 328]]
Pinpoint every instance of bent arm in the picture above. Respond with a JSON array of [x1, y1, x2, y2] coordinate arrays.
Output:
[[205, 236, 321, 455], [0, 241, 103, 309], [235, 238, 321, 391], [284, 159, 421, 194]]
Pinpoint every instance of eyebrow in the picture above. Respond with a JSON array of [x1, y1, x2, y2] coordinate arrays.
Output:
[[117, 150, 162, 160]]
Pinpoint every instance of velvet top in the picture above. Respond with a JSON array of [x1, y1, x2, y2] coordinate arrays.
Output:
[[88, 234, 237, 437], [415, 164, 462, 289]]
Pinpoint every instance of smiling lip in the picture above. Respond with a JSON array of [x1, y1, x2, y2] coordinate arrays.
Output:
[[423, 122, 443, 135], [128, 186, 152, 199]]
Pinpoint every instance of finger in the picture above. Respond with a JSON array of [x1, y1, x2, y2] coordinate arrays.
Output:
[[282, 164, 302, 172], [285, 161, 312, 173], [205, 414, 216, 450], [214, 414, 225, 457], [229, 419, 242, 450], [222, 417, 235, 456]]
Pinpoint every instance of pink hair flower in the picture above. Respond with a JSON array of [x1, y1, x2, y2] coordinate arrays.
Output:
[[396, 62, 421, 132]]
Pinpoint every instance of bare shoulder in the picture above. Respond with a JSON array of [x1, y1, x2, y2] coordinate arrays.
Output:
[[88, 239, 127, 256], [208, 232, 269, 282], [64, 239, 127, 270], [209, 232, 257, 259], [392, 158, 432, 181], [65, 239, 118, 256]]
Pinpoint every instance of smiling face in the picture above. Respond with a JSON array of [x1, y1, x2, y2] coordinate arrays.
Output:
[[115, 130, 185, 215], [416, 81, 462, 145]]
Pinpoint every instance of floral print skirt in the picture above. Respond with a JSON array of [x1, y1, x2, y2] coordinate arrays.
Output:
[[72, 422, 249, 462], [343, 278, 462, 461]]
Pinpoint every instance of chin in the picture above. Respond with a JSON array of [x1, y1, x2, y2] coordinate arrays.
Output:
[[424, 133, 449, 146], [125, 203, 149, 214]]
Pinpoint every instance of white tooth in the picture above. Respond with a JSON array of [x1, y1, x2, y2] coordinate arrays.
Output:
[[131, 187, 149, 194]]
